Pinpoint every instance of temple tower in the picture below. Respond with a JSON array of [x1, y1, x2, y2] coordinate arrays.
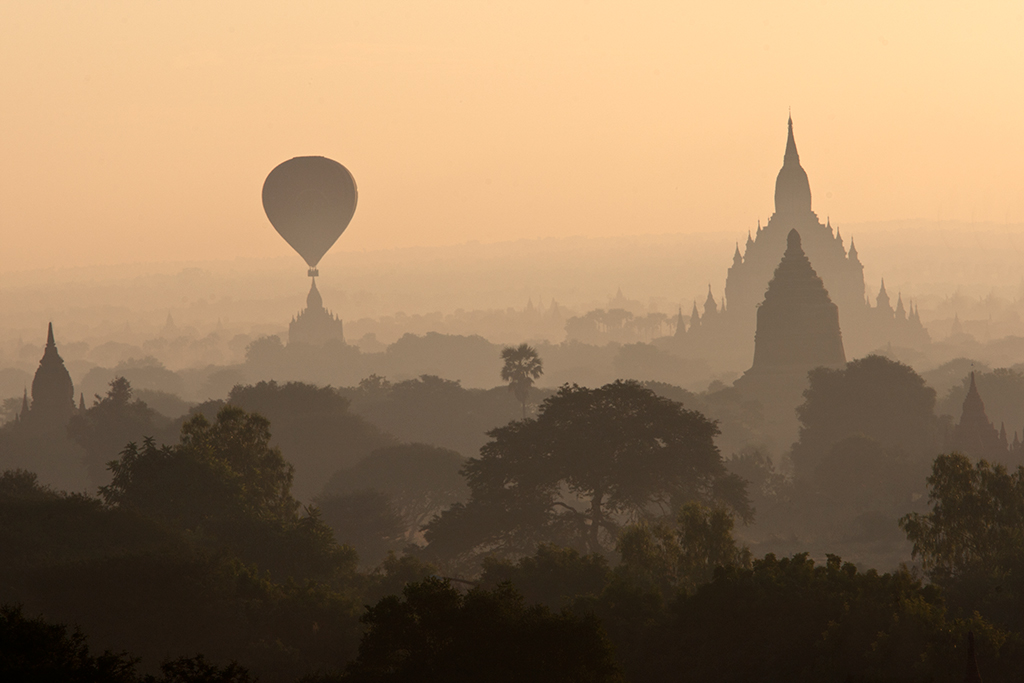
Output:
[[750, 230, 846, 372], [951, 372, 1005, 460], [28, 323, 75, 427], [288, 278, 346, 346], [722, 117, 867, 356], [733, 230, 846, 450]]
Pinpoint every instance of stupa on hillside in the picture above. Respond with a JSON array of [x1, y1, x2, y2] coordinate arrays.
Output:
[[288, 279, 345, 347], [672, 117, 928, 367]]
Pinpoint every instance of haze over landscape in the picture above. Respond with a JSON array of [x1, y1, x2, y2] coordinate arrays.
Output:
[[3, 2, 1024, 681]]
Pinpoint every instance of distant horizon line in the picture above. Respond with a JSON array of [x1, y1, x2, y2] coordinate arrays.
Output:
[[3, 218, 1021, 279]]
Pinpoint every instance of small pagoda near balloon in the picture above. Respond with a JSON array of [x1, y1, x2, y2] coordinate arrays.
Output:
[[262, 156, 357, 346], [288, 278, 345, 347]]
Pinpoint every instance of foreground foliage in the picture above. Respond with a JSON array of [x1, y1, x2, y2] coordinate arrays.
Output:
[[101, 406, 353, 582], [342, 577, 623, 683]]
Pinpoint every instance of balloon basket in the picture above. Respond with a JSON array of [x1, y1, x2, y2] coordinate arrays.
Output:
[[307, 268, 319, 277]]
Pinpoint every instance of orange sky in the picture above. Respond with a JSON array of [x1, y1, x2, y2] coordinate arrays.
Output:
[[1, 1, 1022, 272]]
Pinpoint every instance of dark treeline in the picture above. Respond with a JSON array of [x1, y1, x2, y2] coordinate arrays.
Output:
[[6, 349, 1024, 679]]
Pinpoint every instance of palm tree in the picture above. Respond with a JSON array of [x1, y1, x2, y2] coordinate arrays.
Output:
[[501, 344, 544, 419]]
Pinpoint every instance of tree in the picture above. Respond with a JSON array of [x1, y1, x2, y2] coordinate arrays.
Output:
[[0, 465, 365, 680], [650, 553, 1008, 683], [616, 502, 751, 599], [424, 381, 750, 566], [343, 375, 536, 458], [501, 343, 544, 418], [900, 453, 1024, 583], [216, 381, 397, 501], [0, 605, 140, 682], [343, 577, 624, 683], [100, 406, 353, 581], [317, 490, 407, 567], [479, 544, 611, 609], [103, 406, 297, 526], [67, 376, 164, 487], [792, 355, 940, 484], [320, 443, 468, 543], [244, 334, 285, 368]]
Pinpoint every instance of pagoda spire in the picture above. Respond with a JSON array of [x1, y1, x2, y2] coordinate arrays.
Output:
[[877, 279, 893, 314], [952, 372, 1005, 459], [704, 285, 718, 316], [775, 116, 813, 216], [784, 114, 800, 165], [306, 277, 324, 311], [29, 323, 75, 427]]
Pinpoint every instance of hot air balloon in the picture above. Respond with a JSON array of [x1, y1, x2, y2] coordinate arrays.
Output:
[[262, 156, 358, 277]]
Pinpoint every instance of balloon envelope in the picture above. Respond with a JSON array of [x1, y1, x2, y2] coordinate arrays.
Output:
[[262, 156, 358, 268]]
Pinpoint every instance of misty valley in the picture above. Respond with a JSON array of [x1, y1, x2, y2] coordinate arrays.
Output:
[[4, 116, 1024, 682]]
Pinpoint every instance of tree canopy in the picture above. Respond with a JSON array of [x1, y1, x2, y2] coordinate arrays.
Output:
[[792, 355, 940, 489], [343, 577, 623, 683], [321, 443, 468, 543], [191, 381, 397, 501], [616, 502, 752, 599], [342, 374, 535, 458], [67, 377, 164, 487], [900, 452, 1024, 583], [501, 343, 544, 418], [424, 380, 750, 567], [100, 405, 352, 581]]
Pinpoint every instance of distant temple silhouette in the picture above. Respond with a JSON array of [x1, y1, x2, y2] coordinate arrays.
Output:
[[25, 323, 76, 428], [288, 278, 345, 346], [674, 117, 928, 366], [733, 230, 845, 446], [951, 372, 1008, 460], [750, 229, 845, 372]]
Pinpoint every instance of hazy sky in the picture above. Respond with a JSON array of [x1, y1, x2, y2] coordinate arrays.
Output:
[[2, 1, 1022, 272]]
